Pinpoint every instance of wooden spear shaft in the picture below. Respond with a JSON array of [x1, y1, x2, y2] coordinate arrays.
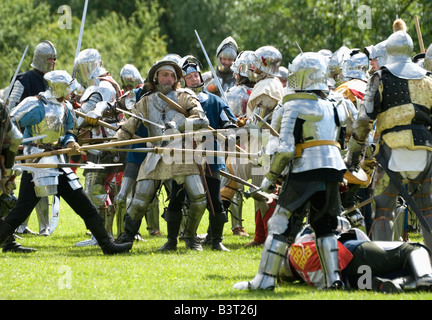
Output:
[[414, 15, 425, 53], [15, 129, 231, 161]]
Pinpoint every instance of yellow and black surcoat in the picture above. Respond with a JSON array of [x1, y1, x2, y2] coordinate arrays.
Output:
[[369, 69, 432, 151]]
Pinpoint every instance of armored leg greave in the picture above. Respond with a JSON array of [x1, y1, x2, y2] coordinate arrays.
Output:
[[114, 176, 136, 237], [406, 246, 432, 289], [35, 197, 50, 236], [370, 190, 398, 241], [230, 192, 244, 231], [315, 234, 343, 289], [181, 175, 207, 248], [233, 234, 288, 290], [145, 198, 161, 235]]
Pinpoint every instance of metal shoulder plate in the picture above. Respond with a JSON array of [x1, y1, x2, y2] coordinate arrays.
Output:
[[80, 85, 116, 104], [9, 96, 41, 123]]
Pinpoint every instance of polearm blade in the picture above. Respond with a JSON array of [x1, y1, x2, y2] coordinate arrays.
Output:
[[21, 135, 47, 143], [295, 41, 303, 54], [13, 165, 63, 176], [116, 107, 165, 129], [72, 0, 89, 76], [219, 170, 277, 203], [3, 45, 29, 104], [194, 30, 229, 104], [341, 197, 375, 216]]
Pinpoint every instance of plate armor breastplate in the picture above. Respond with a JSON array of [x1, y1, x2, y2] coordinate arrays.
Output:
[[31, 99, 67, 145]]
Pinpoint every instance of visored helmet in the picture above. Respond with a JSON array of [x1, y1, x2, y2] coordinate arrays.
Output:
[[328, 46, 350, 80], [31, 40, 57, 73], [288, 52, 329, 91], [231, 50, 259, 82], [216, 36, 239, 73], [252, 46, 282, 77], [73, 48, 103, 88], [44, 70, 79, 99], [340, 49, 369, 81], [120, 64, 143, 89]]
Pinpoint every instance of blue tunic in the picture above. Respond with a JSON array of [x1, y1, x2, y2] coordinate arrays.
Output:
[[197, 91, 237, 173], [125, 87, 149, 164]]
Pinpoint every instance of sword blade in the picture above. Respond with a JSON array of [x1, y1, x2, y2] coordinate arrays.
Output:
[[3, 45, 29, 104], [194, 30, 229, 104], [74, 0, 88, 60]]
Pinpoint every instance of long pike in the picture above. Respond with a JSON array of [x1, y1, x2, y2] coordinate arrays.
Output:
[[15, 129, 232, 161]]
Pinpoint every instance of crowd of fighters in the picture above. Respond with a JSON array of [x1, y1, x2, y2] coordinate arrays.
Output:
[[2, 18, 432, 293]]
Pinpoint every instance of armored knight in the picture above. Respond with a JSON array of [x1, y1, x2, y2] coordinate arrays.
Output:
[[73, 48, 125, 245], [334, 49, 373, 230], [114, 64, 161, 238], [346, 31, 432, 250], [218, 50, 258, 237], [247, 45, 284, 117], [7, 40, 57, 110], [203, 36, 238, 96], [225, 50, 258, 118], [364, 40, 387, 73], [7, 40, 58, 237], [0, 70, 132, 255], [237, 46, 285, 246], [119, 64, 143, 92], [335, 49, 369, 107], [234, 52, 349, 291], [172, 55, 237, 251], [279, 218, 432, 293], [114, 59, 209, 251]]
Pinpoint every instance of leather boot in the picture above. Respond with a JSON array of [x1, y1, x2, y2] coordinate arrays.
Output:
[[0, 218, 15, 246], [210, 212, 229, 251], [2, 235, 37, 253], [158, 210, 182, 251], [115, 213, 141, 244], [86, 215, 132, 255]]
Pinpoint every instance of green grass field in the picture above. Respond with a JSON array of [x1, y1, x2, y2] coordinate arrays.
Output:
[[1, 170, 432, 303]]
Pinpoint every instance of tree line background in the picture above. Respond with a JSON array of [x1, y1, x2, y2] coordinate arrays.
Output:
[[0, 0, 430, 89]]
